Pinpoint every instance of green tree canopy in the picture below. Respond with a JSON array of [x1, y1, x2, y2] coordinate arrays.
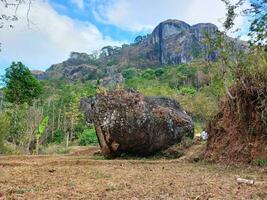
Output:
[[4, 62, 43, 105]]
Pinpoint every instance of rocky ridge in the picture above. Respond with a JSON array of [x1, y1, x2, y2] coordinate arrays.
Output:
[[37, 19, 245, 81]]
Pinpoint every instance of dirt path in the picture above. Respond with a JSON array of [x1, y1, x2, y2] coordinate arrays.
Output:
[[0, 153, 266, 200]]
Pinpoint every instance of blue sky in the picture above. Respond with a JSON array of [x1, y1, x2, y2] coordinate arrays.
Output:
[[0, 0, 251, 77]]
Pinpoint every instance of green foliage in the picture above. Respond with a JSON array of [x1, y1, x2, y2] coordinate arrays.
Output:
[[107, 60, 118, 66], [246, 0, 267, 51], [122, 68, 139, 79], [0, 112, 10, 153], [154, 68, 165, 77], [79, 127, 98, 146], [181, 88, 219, 121], [37, 116, 49, 139], [142, 69, 156, 79], [221, 0, 245, 31], [179, 87, 197, 96], [51, 130, 65, 144], [252, 158, 267, 167], [4, 62, 43, 105]]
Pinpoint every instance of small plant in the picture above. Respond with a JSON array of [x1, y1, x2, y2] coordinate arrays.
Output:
[[252, 158, 267, 167], [179, 87, 197, 96], [36, 116, 49, 155]]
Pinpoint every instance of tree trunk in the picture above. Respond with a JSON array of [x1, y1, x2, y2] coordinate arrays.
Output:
[[66, 133, 69, 149], [36, 138, 39, 155], [52, 102, 55, 138], [70, 115, 74, 141]]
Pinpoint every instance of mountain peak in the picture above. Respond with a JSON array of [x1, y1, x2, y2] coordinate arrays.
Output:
[[159, 19, 190, 26], [41, 19, 244, 81]]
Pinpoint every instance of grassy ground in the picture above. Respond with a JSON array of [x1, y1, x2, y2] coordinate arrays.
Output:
[[0, 147, 266, 200]]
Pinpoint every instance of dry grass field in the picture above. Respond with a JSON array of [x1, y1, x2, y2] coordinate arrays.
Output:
[[0, 147, 266, 200]]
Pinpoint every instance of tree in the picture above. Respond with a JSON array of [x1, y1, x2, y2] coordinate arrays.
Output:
[[245, 0, 267, 51], [100, 46, 114, 57], [134, 35, 143, 44], [4, 62, 43, 105], [221, 0, 266, 50]]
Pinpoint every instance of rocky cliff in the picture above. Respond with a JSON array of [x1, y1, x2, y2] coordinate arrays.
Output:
[[44, 52, 105, 81], [40, 19, 243, 81], [150, 20, 218, 65]]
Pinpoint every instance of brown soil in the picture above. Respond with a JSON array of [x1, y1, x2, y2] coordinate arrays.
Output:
[[0, 147, 266, 200], [206, 76, 267, 164]]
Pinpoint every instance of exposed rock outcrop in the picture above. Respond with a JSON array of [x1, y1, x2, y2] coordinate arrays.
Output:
[[100, 66, 125, 88], [39, 19, 245, 81], [81, 89, 194, 157], [150, 20, 218, 65], [31, 70, 47, 80], [45, 63, 102, 82]]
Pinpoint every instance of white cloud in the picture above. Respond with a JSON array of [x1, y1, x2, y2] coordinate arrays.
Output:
[[70, 0, 84, 10], [90, 0, 249, 34], [0, 0, 121, 69]]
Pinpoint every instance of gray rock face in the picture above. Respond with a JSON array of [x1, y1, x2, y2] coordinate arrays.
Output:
[[81, 89, 194, 157], [39, 52, 104, 81], [100, 66, 125, 88], [150, 20, 218, 65], [31, 70, 47, 80], [46, 63, 102, 81]]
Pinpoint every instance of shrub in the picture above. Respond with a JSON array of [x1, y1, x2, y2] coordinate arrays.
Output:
[[122, 68, 139, 79], [51, 130, 65, 144], [176, 64, 196, 78], [154, 68, 165, 77], [79, 127, 98, 146], [179, 87, 197, 96], [142, 69, 155, 79]]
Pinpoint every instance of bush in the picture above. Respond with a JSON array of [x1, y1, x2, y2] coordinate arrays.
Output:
[[50, 130, 64, 144], [176, 64, 196, 78], [179, 87, 197, 96], [122, 68, 139, 79], [142, 69, 155, 79], [154, 68, 165, 77], [79, 127, 98, 146]]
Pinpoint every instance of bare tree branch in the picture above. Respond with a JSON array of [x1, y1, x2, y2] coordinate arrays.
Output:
[[0, 0, 33, 51]]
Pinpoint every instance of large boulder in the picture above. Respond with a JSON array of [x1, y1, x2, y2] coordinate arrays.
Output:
[[81, 89, 194, 157]]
